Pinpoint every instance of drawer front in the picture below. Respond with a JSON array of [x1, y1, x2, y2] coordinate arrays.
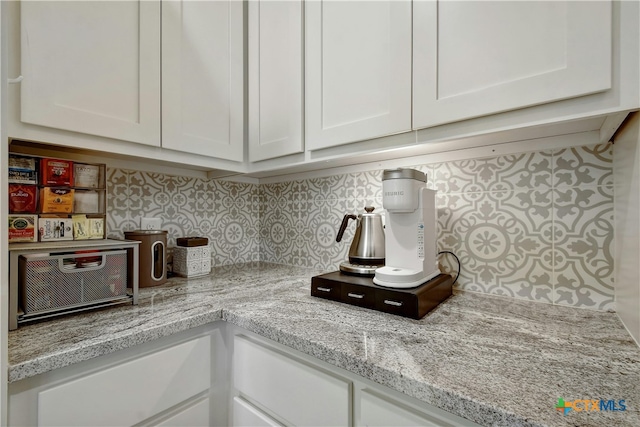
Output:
[[233, 335, 351, 426], [341, 283, 375, 309], [38, 335, 211, 426], [232, 396, 282, 427], [375, 289, 416, 318], [311, 278, 342, 301]]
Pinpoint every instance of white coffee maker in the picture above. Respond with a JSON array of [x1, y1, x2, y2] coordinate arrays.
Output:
[[374, 168, 439, 288]]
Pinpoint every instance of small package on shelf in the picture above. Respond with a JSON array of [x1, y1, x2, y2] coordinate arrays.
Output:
[[74, 163, 101, 188], [72, 215, 91, 240], [72, 215, 104, 240], [8, 184, 38, 213], [8, 215, 37, 243], [8, 154, 37, 184], [39, 216, 73, 241], [40, 187, 75, 213], [88, 217, 105, 239], [41, 158, 74, 186], [74, 190, 100, 213]]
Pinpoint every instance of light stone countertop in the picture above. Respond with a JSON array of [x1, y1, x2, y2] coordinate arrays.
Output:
[[8, 262, 640, 427]]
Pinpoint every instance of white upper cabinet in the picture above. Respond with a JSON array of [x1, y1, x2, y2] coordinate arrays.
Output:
[[413, 0, 613, 129], [162, 0, 244, 162], [305, 0, 412, 151], [20, 0, 161, 146], [249, 0, 304, 162]]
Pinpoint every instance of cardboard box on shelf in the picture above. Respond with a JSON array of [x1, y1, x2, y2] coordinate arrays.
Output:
[[74, 163, 101, 188], [8, 154, 37, 184], [39, 216, 73, 241], [8, 215, 37, 243], [8, 184, 38, 213], [41, 158, 74, 186], [40, 187, 75, 213]]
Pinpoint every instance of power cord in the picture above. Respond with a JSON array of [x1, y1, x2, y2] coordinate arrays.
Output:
[[437, 250, 460, 286]]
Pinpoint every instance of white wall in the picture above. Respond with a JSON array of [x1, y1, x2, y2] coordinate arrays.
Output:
[[614, 112, 640, 345]]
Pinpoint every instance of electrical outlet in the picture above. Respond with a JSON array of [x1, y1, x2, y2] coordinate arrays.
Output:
[[141, 218, 162, 230]]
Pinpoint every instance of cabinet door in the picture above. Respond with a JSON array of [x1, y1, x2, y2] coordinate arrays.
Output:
[[162, 0, 244, 161], [249, 0, 304, 162], [305, 0, 411, 150], [20, 0, 161, 146], [37, 335, 210, 426], [358, 389, 480, 427], [233, 335, 351, 426], [413, 0, 613, 129]]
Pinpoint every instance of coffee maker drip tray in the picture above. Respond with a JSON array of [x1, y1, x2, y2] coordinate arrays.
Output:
[[338, 261, 380, 276], [311, 271, 453, 320]]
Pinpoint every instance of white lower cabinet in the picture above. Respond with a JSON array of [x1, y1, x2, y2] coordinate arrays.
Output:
[[8, 327, 219, 427], [232, 334, 351, 426]]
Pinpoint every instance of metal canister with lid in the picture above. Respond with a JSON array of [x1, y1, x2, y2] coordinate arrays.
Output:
[[124, 230, 168, 287]]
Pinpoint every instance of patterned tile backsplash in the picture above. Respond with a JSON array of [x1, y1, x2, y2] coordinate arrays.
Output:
[[107, 143, 614, 311]]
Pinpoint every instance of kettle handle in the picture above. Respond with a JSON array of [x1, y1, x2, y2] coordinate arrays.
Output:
[[336, 214, 357, 242]]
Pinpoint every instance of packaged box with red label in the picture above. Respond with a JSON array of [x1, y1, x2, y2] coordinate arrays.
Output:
[[8, 215, 37, 243], [41, 158, 74, 186], [8, 184, 38, 213], [39, 217, 73, 241]]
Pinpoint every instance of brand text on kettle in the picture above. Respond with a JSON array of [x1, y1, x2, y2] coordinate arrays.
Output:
[[385, 191, 404, 196]]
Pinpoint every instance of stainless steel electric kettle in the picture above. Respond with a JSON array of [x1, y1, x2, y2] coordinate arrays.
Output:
[[336, 206, 385, 275]]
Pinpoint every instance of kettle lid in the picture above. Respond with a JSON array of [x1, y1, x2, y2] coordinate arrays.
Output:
[[361, 206, 381, 216]]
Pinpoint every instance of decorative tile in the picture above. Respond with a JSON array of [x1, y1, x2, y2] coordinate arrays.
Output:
[[106, 168, 131, 239], [437, 190, 553, 302], [211, 207, 259, 266], [354, 170, 383, 200], [553, 143, 613, 188], [553, 186, 614, 310], [432, 151, 553, 194], [104, 140, 616, 311], [307, 174, 356, 202], [260, 205, 301, 266], [299, 199, 352, 270]]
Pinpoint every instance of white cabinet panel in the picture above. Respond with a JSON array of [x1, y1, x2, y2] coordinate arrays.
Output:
[[162, 0, 244, 161], [20, 0, 161, 146], [232, 396, 282, 427], [414, 0, 613, 129], [358, 388, 481, 427], [233, 335, 351, 426], [249, 0, 304, 162], [156, 397, 210, 427], [37, 335, 210, 427], [306, 0, 411, 150]]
